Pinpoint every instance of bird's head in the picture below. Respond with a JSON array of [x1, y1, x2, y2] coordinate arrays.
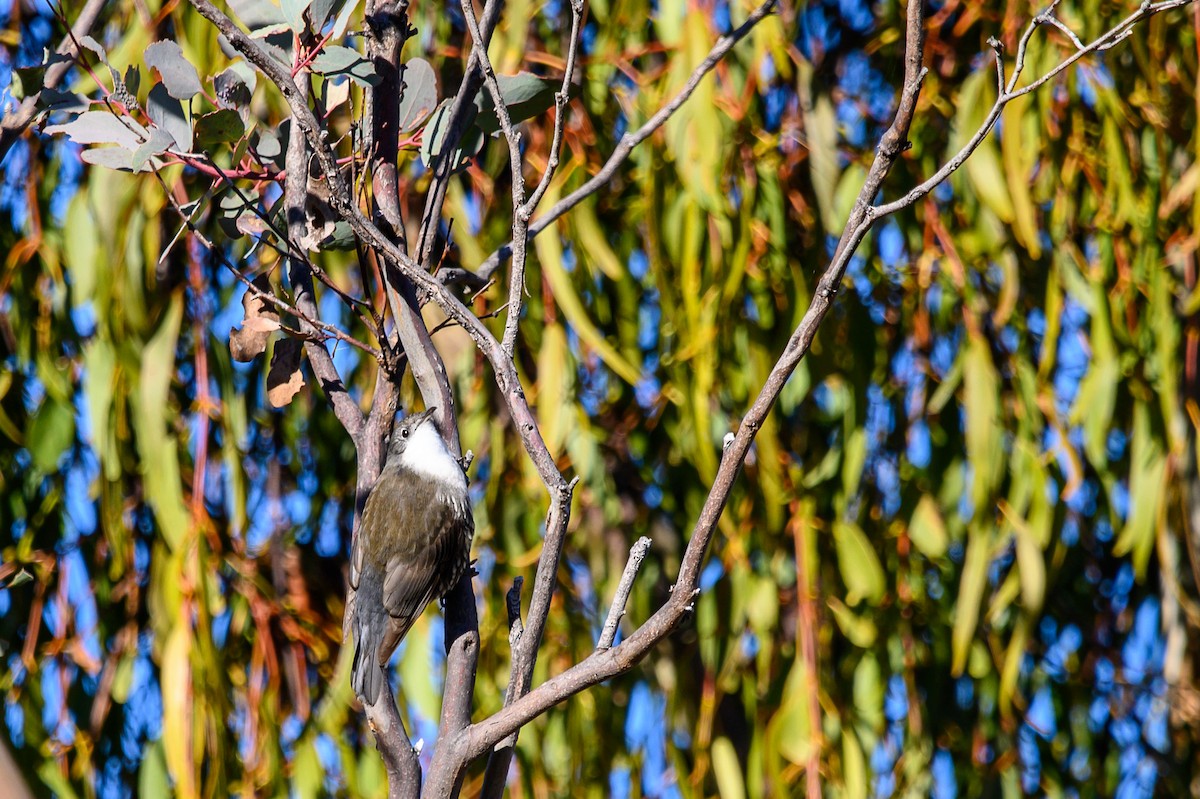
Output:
[[387, 406, 439, 460], [384, 406, 467, 489]]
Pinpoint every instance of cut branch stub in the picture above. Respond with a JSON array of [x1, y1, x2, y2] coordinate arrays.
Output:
[[267, 337, 307, 407], [229, 275, 281, 361]]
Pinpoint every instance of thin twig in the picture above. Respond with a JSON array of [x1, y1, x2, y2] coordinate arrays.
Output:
[[451, 0, 778, 288], [596, 537, 652, 651], [458, 0, 530, 357], [151, 173, 382, 360]]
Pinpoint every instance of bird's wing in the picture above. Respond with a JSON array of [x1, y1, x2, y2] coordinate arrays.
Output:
[[376, 499, 463, 665]]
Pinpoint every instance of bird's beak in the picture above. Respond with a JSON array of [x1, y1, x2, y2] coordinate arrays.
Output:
[[417, 406, 439, 425]]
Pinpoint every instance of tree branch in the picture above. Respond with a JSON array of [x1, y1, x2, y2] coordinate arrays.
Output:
[[456, 0, 925, 758], [414, 0, 503, 272], [596, 536, 652, 651], [283, 85, 367, 443]]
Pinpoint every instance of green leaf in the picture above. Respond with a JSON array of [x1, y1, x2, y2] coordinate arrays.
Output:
[[29, 396, 75, 472], [146, 83, 191, 151], [963, 332, 1001, 514], [474, 73, 559, 135], [853, 652, 883, 731], [954, 71, 1014, 223], [1069, 282, 1119, 469], [842, 730, 867, 799], [138, 741, 170, 798], [397, 58, 438, 132], [310, 45, 379, 87], [144, 40, 203, 100], [194, 109, 246, 147], [39, 760, 81, 799], [45, 111, 147, 149], [908, 495, 948, 559], [799, 62, 839, 233], [828, 597, 877, 647], [833, 521, 885, 606], [160, 623, 193, 797], [420, 99, 484, 171], [1113, 399, 1166, 577], [712, 737, 746, 799], [951, 523, 992, 676], [281, 0, 314, 32], [135, 294, 189, 549], [537, 323, 571, 456], [293, 734, 323, 799]]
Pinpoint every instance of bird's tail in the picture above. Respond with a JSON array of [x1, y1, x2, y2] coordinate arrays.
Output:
[[350, 585, 388, 705]]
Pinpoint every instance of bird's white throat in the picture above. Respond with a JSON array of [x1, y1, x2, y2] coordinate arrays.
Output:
[[400, 422, 468, 492]]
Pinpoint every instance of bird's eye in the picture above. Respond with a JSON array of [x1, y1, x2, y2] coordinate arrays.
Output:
[[401, 428, 410, 438]]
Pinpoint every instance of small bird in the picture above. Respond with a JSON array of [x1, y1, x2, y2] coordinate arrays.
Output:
[[349, 407, 474, 704]]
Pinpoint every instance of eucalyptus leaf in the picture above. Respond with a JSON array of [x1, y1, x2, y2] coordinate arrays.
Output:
[[310, 45, 380, 87], [144, 40, 203, 100]]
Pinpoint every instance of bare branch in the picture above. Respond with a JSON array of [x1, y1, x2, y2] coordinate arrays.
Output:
[[414, 0, 504, 270], [458, 0, 529, 357], [1043, 15, 1086, 51], [875, 0, 1195, 220], [283, 94, 369, 442], [522, 6, 581, 218], [457, 0, 929, 758], [596, 537, 652, 651]]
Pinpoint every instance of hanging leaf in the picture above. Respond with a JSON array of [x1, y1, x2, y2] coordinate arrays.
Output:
[[45, 111, 147, 149], [230, 275, 281, 361], [833, 521, 885, 606], [951, 523, 992, 676], [267, 338, 307, 408], [144, 40, 203, 100], [712, 737, 746, 799], [1113, 399, 1166, 578], [474, 72, 559, 135], [160, 624, 195, 799], [963, 332, 1002, 514], [28, 396, 76, 473], [397, 58, 438, 132], [194, 109, 246, 147], [909, 495, 948, 559], [310, 45, 380, 87], [147, 83, 191, 151]]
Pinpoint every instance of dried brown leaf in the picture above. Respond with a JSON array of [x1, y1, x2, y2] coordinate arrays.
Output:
[[267, 337, 306, 408], [229, 275, 281, 361]]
